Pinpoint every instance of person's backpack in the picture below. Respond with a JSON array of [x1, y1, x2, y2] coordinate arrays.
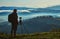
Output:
[[8, 14, 13, 22]]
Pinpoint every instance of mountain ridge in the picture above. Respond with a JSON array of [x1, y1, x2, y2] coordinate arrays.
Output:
[[0, 5, 60, 10], [0, 5, 60, 13]]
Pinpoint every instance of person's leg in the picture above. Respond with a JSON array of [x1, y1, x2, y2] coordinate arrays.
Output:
[[14, 24, 17, 38], [11, 23, 14, 37]]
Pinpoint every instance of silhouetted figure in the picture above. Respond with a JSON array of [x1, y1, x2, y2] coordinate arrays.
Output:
[[8, 9, 18, 37]]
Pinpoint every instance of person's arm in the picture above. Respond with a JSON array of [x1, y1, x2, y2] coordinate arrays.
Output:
[[16, 13, 18, 24]]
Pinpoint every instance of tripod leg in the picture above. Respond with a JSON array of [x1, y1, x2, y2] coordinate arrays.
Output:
[[23, 26, 29, 34], [20, 25, 24, 34]]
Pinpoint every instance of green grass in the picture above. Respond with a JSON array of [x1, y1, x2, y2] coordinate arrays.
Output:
[[0, 32, 60, 39]]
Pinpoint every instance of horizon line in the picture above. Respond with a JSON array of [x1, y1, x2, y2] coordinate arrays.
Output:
[[0, 5, 60, 8]]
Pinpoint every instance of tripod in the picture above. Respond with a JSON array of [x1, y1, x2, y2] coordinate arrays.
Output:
[[19, 17, 29, 34]]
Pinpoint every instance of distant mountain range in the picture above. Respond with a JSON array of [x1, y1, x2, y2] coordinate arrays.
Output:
[[47, 5, 60, 10], [29, 8, 60, 13], [29, 5, 60, 13], [0, 5, 60, 13], [0, 6, 34, 10], [0, 5, 60, 10]]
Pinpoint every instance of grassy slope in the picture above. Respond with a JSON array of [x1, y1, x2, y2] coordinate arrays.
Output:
[[0, 32, 60, 39]]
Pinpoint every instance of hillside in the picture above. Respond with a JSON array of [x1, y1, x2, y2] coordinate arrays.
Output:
[[0, 32, 60, 39], [0, 16, 60, 39], [0, 16, 60, 34]]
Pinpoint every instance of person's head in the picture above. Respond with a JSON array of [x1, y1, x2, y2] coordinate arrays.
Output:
[[13, 9, 17, 13]]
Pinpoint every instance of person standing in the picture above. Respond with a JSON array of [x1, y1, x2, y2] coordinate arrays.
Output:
[[8, 9, 18, 37]]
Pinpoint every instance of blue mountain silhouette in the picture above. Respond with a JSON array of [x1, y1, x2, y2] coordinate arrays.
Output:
[[47, 5, 60, 10], [0, 6, 34, 10], [0, 5, 60, 13]]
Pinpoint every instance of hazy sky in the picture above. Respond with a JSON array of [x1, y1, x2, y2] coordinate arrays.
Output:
[[0, 0, 60, 8]]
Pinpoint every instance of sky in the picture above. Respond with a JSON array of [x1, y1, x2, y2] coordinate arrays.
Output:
[[0, 0, 60, 8]]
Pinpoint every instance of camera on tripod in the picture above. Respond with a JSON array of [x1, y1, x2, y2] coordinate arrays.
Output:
[[19, 17, 22, 25]]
